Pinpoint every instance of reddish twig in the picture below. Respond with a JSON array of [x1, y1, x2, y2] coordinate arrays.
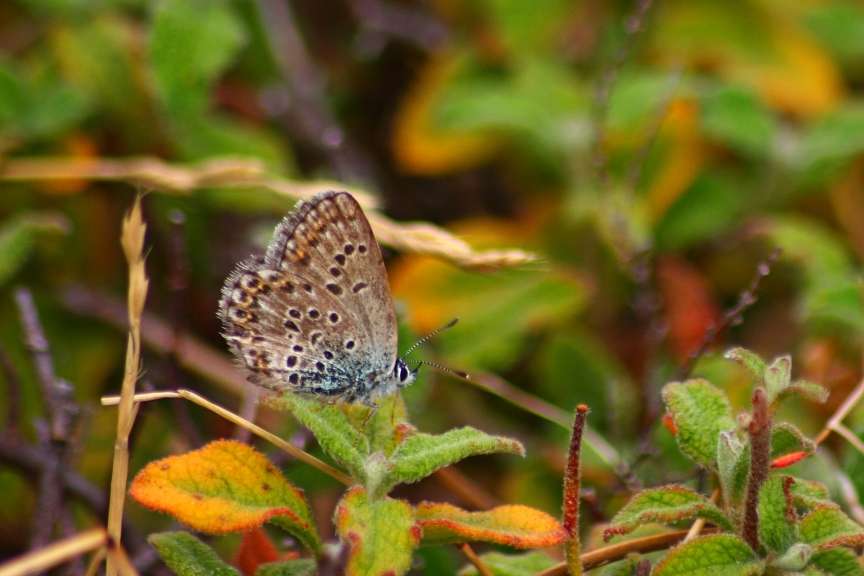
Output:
[[678, 247, 782, 380]]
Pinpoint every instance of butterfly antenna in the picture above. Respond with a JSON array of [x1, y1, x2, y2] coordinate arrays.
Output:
[[407, 359, 469, 380], [401, 318, 459, 358]]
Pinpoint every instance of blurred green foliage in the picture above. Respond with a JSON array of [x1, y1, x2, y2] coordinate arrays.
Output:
[[2, 0, 864, 573]]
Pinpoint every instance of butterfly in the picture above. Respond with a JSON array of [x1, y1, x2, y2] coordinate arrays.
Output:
[[219, 191, 459, 406]]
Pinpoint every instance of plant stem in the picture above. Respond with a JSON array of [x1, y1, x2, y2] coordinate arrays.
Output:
[[564, 404, 589, 575], [743, 388, 771, 552]]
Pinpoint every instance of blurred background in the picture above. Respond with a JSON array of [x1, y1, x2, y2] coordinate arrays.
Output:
[[2, 0, 864, 573]]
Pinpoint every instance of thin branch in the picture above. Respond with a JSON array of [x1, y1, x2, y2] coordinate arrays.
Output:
[[459, 543, 494, 576], [592, 0, 656, 187], [467, 371, 619, 466], [0, 344, 23, 435], [533, 527, 718, 575], [0, 435, 147, 554], [815, 376, 864, 446], [15, 288, 80, 554], [347, 0, 449, 52], [101, 389, 355, 486], [677, 247, 782, 380], [255, 0, 374, 185]]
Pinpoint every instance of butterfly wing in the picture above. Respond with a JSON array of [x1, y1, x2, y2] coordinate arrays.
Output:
[[219, 191, 400, 402]]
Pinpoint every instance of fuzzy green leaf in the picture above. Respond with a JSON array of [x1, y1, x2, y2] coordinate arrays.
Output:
[[811, 547, 864, 576], [800, 505, 864, 551], [764, 355, 792, 404], [651, 534, 762, 576], [777, 380, 830, 405], [771, 542, 812, 571], [717, 432, 749, 526], [758, 475, 798, 553], [603, 485, 732, 541], [256, 559, 317, 576], [726, 348, 767, 384], [149, 531, 239, 576], [334, 487, 419, 576], [790, 480, 832, 511], [260, 393, 367, 481], [662, 380, 736, 469], [385, 427, 524, 490], [771, 423, 816, 461], [457, 551, 557, 576]]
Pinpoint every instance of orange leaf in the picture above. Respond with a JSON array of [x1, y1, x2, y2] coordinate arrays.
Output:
[[656, 256, 720, 360], [236, 528, 281, 576], [130, 440, 320, 555], [771, 451, 807, 469], [415, 502, 568, 548]]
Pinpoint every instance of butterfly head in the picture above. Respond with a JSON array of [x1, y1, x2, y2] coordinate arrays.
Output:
[[394, 358, 419, 389]]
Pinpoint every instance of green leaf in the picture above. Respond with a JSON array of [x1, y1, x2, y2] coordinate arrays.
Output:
[[456, 551, 556, 576], [725, 348, 767, 384], [763, 216, 862, 334], [260, 392, 367, 481], [717, 432, 748, 523], [0, 60, 88, 141], [662, 380, 736, 469], [654, 173, 744, 251], [385, 427, 524, 490], [771, 542, 812, 571], [150, 0, 245, 118], [758, 475, 798, 554], [484, 0, 575, 56], [149, 531, 239, 576], [810, 547, 864, 576], [777, 380, 830, 406], [771, 423, 816, 461], [701, 84, 776, 157], [651, 534, 762, 576], [594, 555, 643, 576], [51, 16, 150, 138], [793, 105, 864, 189], [0, 213, 69, 287], [334, 487, 418, 576], [256, 559, 317, 576], [435, 57, 589, 162], [799, 505, 864, 551], [804, 4, 864, 63], [603, 485, 732, 542], [416, 502, 567, 548], [790, 480, 832, 511], [761, 356, 830, 407], [764, 355, 792, 404]]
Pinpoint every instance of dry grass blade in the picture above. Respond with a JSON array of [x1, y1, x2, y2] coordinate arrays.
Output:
[[100, 389, 354, 486], [0, 527, 108, 576], [105, 196, 148, 576], [0, 156, 534, 270]]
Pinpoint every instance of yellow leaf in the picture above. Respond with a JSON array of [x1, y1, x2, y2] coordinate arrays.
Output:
[[130, 440, 320, 555], [416, 502, 568, 548]]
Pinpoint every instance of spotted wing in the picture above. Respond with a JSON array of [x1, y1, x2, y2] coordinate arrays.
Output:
[[219, 191, 399, 401]]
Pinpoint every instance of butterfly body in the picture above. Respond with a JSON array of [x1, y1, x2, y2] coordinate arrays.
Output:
[[219, 191, 417, 405]]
